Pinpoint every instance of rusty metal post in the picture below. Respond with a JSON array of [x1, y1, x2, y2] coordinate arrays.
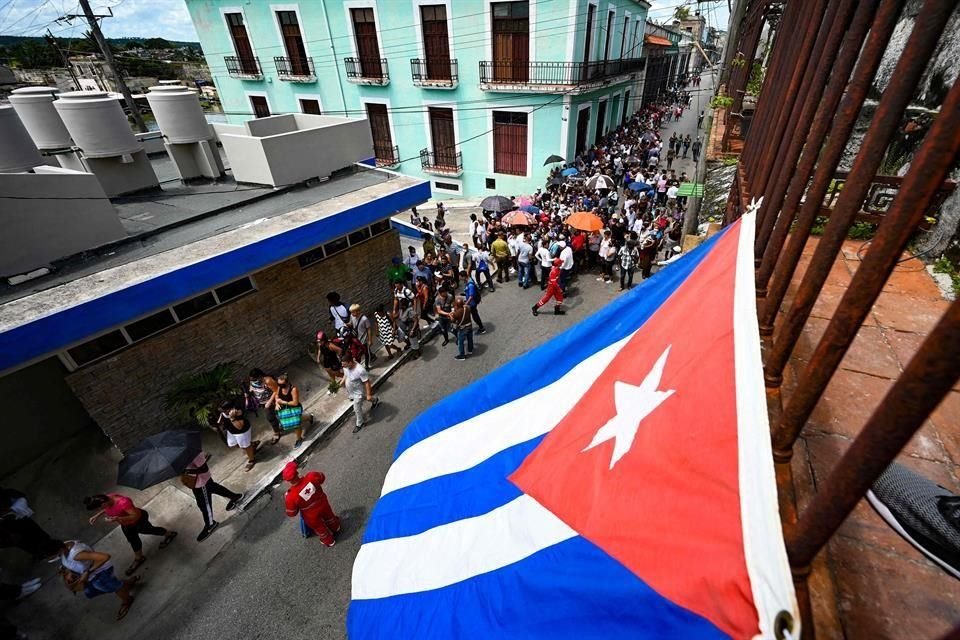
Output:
[[752, 0, 828, 215], [936, 624, 960, 640], [723, 1, 770, 151], [774, 75, 960, 453], [785, 297, 960, 568], [753, 0, 857, 260], [758, 0, 907, 338], [762, 0, 953, 388], [755, 0, 885, 298]]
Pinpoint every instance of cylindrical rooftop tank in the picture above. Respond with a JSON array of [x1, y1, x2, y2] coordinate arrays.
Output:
[[53, 91, 140, 159], [8, 86, 73, 150], [146, 85, 212, 144], [0, 105, 44, 173]]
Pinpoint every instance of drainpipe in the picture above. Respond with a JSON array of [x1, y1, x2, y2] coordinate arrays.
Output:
[[320, 0, 349, 116]]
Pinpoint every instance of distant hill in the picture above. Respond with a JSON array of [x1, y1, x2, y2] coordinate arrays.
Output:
[[0, 35, 200, 48]]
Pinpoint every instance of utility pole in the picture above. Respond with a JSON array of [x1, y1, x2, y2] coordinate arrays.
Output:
[[68, 0, 147, 132], [45, 29, 81, 90]]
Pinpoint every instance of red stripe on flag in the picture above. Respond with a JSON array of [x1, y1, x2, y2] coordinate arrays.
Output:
[[511, 221, 758, 639]]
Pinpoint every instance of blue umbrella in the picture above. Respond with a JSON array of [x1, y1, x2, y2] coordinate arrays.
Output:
[[561, 167, 579, 177], [519, 204, 541, 214], [627, 181, 646, 191]]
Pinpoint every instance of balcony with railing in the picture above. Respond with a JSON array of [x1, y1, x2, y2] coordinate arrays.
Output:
[[419, 148, 462, 176], [373, 142, 400, 169], [410, 58, 458, 89], [345, 57, 390, 86], [274, 56, 316, 82], [224, 56, 263, 79], [478, 58, 645, 92]]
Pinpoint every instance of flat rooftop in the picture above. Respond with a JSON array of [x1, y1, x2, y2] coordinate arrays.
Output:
[[0, 157, 429, 373]]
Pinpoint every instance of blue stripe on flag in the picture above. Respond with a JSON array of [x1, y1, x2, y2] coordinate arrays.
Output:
[[348, 536, 729, 639], [363, 436, 544, 543], [394, 229, 727, 458]]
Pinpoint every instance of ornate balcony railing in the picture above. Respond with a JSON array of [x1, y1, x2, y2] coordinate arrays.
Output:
[[274, 56, 316, 81], [224, 56, 262, 78], [373, 142, 400, 168], [478, 58, 645, 88], [419, 148, 462, 174], [410, 58, 458, 88], [345, 57, 389, 85]]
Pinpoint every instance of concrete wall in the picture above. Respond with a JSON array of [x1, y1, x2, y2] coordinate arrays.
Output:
[[0, 357, 94, 477], [0, 167, 126, 276], [65, 229, 401, 451]]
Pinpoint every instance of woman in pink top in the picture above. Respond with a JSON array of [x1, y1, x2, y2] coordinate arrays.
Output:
[[85, 493, 177, 575]]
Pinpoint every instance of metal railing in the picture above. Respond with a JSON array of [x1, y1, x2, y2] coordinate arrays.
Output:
[[410, 58, 458, 87], [419, 148, 462, 173], [344, 57, 389, 83], [478, 58, 645, 87], [274, 56, 316, 80], [723, 0, 960, 637], [224, 56, 262, 78], [373, 143, 400, 168]]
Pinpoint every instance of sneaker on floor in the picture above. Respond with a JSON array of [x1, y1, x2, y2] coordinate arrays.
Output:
[[196, 521, 219, 542], [867, 462, 960, 579], [454, 355, 466, 361], [371, 397, 381, 410], [353, 423, 364, 434], [226, 494, 245, 512], [294, 438, 303, 448], [478, 328, 487, 335]]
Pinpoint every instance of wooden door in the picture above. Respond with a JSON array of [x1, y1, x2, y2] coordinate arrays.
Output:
[[226, 13, 257, 74], [575, 107, 590, 155], [277, 11, 308, 75], [351, 8, 382, 78], [250, 95, 270, 118], [429, 107, 456, 169], [595, 100, 607, 144], [421, 5, 451, 80], [491, 1, 528, 82], [581, 4, 595, 80], [365, 103, 394, 162]]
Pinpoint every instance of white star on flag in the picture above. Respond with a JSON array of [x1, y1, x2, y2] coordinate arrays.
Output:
[[746, 196, 764, 217], [582, 346, 676, 470]]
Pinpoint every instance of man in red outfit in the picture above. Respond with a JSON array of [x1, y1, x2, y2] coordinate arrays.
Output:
[[282, 461, 341, 547], [532, 258, 566, 316]]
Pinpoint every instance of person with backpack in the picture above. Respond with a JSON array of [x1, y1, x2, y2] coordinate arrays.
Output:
[[326, 291, 352, 338], [181, 450, 244, 541], [460, 270, 486, 334], [396, 298, 421, 359], [349, 303, 375, 367], [282, 461, 341, 547], [315, 333, 345, 390], [451, 296, 474, 361]]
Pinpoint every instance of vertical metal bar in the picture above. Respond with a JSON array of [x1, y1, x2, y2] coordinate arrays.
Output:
[[755, 0, 884, 297], [775, 75, 960, 452], [754, 0, 857, 259], [785, 297, 960, 568], [763, 0, 953, 386], [758, 0, 906, 338], [752, 0, 828, 209]]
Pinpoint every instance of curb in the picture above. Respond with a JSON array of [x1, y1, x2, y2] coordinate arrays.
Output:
[[236, 324, 440, 511]]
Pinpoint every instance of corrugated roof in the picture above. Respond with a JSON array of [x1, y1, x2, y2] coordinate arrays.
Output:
[[645, 35, 673, 47]]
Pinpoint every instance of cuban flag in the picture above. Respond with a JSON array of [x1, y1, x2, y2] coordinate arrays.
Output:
[[349, 209, 797, 639]]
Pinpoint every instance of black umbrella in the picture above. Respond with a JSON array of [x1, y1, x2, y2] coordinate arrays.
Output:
[[548, 177, 564, 186], [118, 429, 203, 490], [480, 195, 515, 213], [543, 154, 565, 166]]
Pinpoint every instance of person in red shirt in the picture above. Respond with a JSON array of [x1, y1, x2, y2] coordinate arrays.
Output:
[[532, 258, 566, 316], [282, 461, 341, 547], [570, 231, 587, 271]]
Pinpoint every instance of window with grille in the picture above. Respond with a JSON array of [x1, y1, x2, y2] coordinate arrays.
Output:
[[299, 98, 321, 115], [492, 111, 528, 176]]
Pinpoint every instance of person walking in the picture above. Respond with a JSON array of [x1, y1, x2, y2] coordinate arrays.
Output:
[[472, 243, 495, 292], [697, 110, 704, 128], [315, 333, 345, 389], [599, 230, 616, 283], [434, 285, 455, 346], [0, 488, 56, 560], [272, 374, 312, 448], [536, 238, 553, 290], [490, 234, 511, 283], [682, 134, 691, 158], [220, 406, 260, 472], [396, 297, 421, 358], [451, 296, 474, 361], [618, 232, 640, 291], [85, 494, 177, 576], [373, 304, 400, 359], [181, 450, 244, 542], [692, 136, 703, 163], [461, 270, 486, 334], [326, 291, 352, 338], [282, 461, 341, 547], [244, 369, 281, 442], [532, 258, 566, 316], [516, 233, 533, 289], [341, 351, 380, 434], [49, 540, 137, 621], [666, 146, 675, 170], [350, 304, 375, 368]]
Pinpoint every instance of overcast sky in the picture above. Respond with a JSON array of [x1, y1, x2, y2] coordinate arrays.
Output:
[[1, 0, 729, 43]]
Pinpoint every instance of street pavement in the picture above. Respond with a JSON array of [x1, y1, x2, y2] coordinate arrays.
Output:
[[18, 251, 623, 640]]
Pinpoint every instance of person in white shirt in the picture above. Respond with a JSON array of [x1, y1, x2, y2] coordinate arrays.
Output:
[[667, 184, 679, 211], [536, 238, 553, 291], [515, 234, 534, 289], [506, 233, 519, 274], [599, 231, 616, 283], [559, 242, 575, 292]]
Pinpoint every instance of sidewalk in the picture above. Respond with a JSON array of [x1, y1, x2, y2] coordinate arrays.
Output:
[[1, 329, 435, 640]]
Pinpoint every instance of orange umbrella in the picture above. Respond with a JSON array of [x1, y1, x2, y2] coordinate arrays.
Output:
[[566, 211, 604, 232], [501, 210, 536, 226]]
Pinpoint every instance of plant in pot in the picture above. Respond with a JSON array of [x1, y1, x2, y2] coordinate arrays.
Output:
[[165, 362, 244, 432]]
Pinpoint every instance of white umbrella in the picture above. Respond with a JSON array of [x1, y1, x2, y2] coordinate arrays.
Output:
[[586, 174, 616, 191]]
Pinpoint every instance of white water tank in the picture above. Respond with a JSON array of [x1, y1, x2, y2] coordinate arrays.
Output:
[[8, 86, 73, 150], [146, 85, 212, 144], [54, 91, 140, 159], [0, 106, 44, 173]]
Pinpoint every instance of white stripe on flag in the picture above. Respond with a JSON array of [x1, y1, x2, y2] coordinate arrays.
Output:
[[732, 211, 799, 639], [352, 494, 576, 600], [381, 336, 632, 496]]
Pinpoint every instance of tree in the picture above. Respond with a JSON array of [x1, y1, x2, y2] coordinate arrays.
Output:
[[674, 5, 691, 21], [9, 39, 61, 68], [144, 37, 173, 49]]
